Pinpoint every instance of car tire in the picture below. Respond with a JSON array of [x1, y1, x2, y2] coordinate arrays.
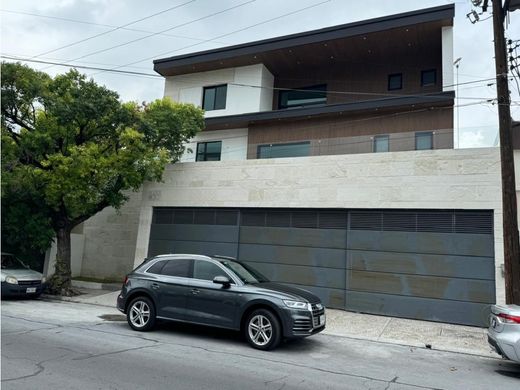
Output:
[[127, 296, 156, 332], [244, 308, 282, 351]]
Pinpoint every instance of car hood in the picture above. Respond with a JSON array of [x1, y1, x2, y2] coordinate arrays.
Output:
[[1, 269, 43, 282], [249, 282, 320, 303]]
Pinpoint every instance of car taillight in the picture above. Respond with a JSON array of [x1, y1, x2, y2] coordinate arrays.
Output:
[[498, 313, 520, 324], [123, 276, 128, 285]]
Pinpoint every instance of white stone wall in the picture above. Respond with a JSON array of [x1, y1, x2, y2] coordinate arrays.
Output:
[[164, 64, 274, 117], [132, 147, 507, 302], [180, 128, 248, 162]]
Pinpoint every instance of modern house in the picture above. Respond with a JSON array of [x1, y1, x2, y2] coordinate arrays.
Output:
[[49, 4, 516, 327]]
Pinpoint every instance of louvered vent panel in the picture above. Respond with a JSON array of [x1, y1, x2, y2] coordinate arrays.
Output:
[[455, 212, 493, 234], [291, 212, 318, 228], [266, 212, 291, 227], [241, 211, 266, 227], [216, 210, 238, 225], [194, 209, 215, 225], [382, 212, 416, 232], [417, 212, 453, 233], [350, 211, 382, 231], [173, 209, 194, 224], [318, 212, 347, 229], [153, 208, 173, 224]]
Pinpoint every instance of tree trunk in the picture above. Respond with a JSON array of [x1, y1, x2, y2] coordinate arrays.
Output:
[[48, 226, 77, 296]]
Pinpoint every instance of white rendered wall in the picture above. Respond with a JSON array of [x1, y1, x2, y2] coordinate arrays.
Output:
[[442, 26, 454, 91], [180, 128, 248, 162], [164, 64, 274, 117], [131, 147, 507, 304]]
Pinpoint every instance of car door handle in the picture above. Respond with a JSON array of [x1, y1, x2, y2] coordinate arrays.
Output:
[[151, 283, 160, 290], [191, 288, 200, 295]]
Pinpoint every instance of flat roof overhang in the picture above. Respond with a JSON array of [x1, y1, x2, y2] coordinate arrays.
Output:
[[154, 4, 454, 77], [203, 91, 455, 130]]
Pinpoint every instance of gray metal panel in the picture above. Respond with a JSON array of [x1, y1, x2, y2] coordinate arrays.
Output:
[[239, 244, 346, 269], [348, 250, 495, 280], [147, 239, 176, 257], [239, 226, 347, 248], [348, 230, 494, 257], [150, 240, 238, 258], [348, 270, 495, 303], [246, 261, 345, 290], [285, 283, 345, 309], [150, 224, 239, 243], [346, 291, 491, 327]]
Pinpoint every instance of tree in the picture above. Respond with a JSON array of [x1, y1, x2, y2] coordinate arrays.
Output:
[[1, 62, 204, 295]]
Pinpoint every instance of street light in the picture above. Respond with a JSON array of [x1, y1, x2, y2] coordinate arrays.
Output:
[[454, 57, 462, 148]]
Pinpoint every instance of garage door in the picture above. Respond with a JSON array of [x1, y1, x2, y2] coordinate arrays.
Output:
[[148, 208, 495, 326]]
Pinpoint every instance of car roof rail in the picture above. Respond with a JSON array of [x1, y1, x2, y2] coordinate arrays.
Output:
[[212, 255, 236, 261]]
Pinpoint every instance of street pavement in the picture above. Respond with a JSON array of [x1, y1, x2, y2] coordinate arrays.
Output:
[[2, 298, 519, 390]]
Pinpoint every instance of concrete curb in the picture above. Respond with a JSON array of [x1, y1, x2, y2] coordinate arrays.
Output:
[[71, 280, 121, 291]]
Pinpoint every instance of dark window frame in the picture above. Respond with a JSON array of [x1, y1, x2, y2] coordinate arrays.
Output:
[[421, 69, 437, 86], [202, 84, 227, 111], [373, 135, 390, 153], [196, 141, 222, 161], [278, 84, 327, 109], [388, 73, 403, 91], [415, 131, 434, 150], [257, 141, 311, 159]]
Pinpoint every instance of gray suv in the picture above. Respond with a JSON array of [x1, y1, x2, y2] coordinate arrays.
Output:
[[117, 254, 325, 350]]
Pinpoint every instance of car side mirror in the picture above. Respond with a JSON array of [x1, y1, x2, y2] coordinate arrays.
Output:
[[213, 275, 231, 287]]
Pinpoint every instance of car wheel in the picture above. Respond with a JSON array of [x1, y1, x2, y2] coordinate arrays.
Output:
[[127, 296, 156, 331], [245, 309, 281, 350]]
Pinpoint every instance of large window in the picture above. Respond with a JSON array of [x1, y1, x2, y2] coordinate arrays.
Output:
[[388, 73, 402, 90], [196, 141, 222, 161], [415, 131, 433, 150], [278, 85, 326, 109], [257, 142, 311, 159], [373, 135, 389, 153], [160, 259, 192, 278], [203, 84, 227, 111]]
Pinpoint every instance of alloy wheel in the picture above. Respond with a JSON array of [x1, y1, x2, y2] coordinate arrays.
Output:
[[248, 314, 273, 346], [129, 300, 150, 328]]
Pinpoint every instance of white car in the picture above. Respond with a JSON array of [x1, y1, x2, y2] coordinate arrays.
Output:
[[488, 304, 520, 363], [1, 253, 46, 298]]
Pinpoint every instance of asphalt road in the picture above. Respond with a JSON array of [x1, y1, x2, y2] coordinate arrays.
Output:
[[1, 299, 519, 390]]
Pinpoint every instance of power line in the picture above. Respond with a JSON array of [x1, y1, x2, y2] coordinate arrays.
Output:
[[44, 0, 256, 72], [30, 0, 196, 59], [0, 8, 230, 46]]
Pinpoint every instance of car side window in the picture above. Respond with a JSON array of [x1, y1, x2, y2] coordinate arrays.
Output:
[[146, 260, 166, 274], [160, 259, 192, 278], [193, 260, 230, 282]]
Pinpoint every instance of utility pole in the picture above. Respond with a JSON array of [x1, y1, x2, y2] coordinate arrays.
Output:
[[492, 0, 520, 304]]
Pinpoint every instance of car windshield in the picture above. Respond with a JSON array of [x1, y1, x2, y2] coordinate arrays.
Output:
[[1, 254, 27, 270], [218, 260, 269, 284]]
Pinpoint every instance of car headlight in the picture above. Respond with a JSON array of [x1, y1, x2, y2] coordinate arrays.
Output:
[[41, 276, 47, 283], [5, 276, 18, 285], [283, 300, 308, 309]]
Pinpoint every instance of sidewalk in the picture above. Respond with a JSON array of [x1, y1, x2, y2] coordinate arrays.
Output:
[[43, 286, 496, 359]]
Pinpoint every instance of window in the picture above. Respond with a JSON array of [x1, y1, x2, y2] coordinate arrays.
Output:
[[421, 69, 436, 86], [196, 141, 222, 161], [203, 85, 227, 111], [373, 135, 389, 153], [257, 142, 311, 159], [193, 260, 229, 281], [388, 73, 402, 90], [415, 131, 433, 150], [278, 84, 326, 109], [161, 259, 192, 278], [146, 261, 166, 274]]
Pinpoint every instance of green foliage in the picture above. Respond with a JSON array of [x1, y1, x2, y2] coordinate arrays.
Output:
[[1, 62, 204, 277]]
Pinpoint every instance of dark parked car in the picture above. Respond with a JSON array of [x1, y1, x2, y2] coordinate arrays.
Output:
[[117, 254, 325, 350]]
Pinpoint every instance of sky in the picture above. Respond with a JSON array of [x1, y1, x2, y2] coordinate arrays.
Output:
[[1, 0, 520, 148]]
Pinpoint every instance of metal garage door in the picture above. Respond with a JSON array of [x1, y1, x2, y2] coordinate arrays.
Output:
[[148, 208, 495, 326]]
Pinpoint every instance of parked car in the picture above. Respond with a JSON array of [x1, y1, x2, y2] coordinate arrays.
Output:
[[488, 304, 520, 363], [1, 253, 46, 298], [117, 254, 325, 350]]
